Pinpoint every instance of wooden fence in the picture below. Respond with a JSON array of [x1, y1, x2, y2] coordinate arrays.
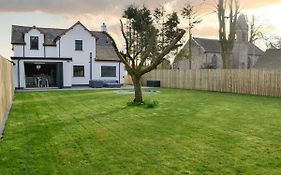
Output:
[[0, 55, 14, 133], [125, 69, 281, 97], [124, 75, 133, 85]]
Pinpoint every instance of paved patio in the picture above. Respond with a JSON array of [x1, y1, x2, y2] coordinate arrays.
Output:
[[15, 85, 153, 92]]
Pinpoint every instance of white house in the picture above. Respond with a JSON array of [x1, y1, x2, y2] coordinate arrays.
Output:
[[11, 21, 125, 89]]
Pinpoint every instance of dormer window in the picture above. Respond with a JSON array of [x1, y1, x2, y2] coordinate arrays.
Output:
[[75, 40, 83, 51], [30, 36, 39, 50]]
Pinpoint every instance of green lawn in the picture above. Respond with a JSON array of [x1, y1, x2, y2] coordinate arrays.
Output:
[[0, 89, 280, 175]]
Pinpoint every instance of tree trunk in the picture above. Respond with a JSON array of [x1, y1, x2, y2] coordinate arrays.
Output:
[[188, 36, 192, 69], [188, 18, 192, 70], [132, 75, 143, 103], [221, 50, 232, 69]]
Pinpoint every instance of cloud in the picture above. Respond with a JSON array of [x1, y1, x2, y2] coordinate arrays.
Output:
[[0, 0, 175, 14], [1, 0, 280, 26], [1, 0, 280, 57], [240, 0, 281, 10], [1, 0, 280, 15]]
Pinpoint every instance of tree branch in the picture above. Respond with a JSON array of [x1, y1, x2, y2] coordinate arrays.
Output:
[[136, 29, 158, 70], [105, 31, 134, 74], [140, 29, 185, 75], [120, 19, 138, 69]]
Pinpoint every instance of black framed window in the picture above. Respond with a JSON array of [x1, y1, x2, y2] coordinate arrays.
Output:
[[247, 57, 252, 69], [211, 55, 218, 65], [101, 66, 116, 77], [75, 40, 83, 51], [30, 36, 39, 50], [73, 65, 84, 77]]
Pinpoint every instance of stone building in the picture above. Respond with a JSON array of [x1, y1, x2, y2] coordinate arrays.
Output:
[[254, 49, 281, 69], [174, 15, 264, 69]]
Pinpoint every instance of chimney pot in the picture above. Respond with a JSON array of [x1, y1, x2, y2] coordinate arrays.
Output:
[[101, 23, 107, 32]]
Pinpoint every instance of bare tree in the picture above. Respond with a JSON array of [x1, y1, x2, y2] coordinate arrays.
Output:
[[182, 4, 202, 69], [217, 0, 239, 68], [249, 16, 264, 43], [264, 35, 281, 49], [108, 6, 185, 104]]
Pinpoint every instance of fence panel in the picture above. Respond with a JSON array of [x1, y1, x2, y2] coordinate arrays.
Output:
[[0, 56, 14, 126], [125, 69, 281, 97]]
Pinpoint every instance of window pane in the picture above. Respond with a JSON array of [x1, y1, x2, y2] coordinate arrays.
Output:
[[30, 36, 39, 50], [75, 40, 83, 51], [101, 66, 116, 77], [73, 66, 84, 77]]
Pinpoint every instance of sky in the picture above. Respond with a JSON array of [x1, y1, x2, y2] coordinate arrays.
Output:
[[0, 0, 281, 58]]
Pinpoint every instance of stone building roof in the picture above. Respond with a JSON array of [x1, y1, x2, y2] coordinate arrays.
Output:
[[190, 37, 264, 56], [254, 49, 281, 69], [11, 23, 120, 62], [192, 38, 221, 53]]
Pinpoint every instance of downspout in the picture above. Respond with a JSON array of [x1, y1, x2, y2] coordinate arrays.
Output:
[[18, 59, 20, 88], [118, 62, 120, 83], [90, 52, 92, 81], [59, 39, 61, 58], [44, 45, 46, 57], [44, 35, 46, 57], [23, 43, 25, 57]]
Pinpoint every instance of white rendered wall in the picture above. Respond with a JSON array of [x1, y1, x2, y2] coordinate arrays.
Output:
[[13, 45, 24, 57], [13, 32, 58, 58], [93, 61, 125, 84], [59, 24, 96, 85], [20, 61, 26, 88], [24, 29, 44, 57], [45, 47, 57, 57], [63, 61, 72, 87]]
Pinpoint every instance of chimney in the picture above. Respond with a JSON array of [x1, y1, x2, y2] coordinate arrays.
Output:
[[101, 22, 107, 32]]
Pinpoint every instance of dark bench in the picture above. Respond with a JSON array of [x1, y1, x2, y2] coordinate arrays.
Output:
[[89, 80, 123, 88], [89, 80, 104, 88]]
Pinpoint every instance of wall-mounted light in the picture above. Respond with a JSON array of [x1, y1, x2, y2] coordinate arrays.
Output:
[[36, 64, 41, 70]]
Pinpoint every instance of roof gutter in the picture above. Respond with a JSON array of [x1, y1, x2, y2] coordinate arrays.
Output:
[[11, 57, 72, 61]]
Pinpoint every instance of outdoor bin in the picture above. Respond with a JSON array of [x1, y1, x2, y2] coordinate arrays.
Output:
[[147, 80, 160, 87]]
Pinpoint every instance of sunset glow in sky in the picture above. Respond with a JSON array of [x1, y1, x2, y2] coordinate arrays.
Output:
[[1, 0, 281, 58]]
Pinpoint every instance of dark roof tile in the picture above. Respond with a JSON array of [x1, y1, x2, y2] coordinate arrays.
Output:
[[254, 49, 281, 69], [192, 38, 221, 53]]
